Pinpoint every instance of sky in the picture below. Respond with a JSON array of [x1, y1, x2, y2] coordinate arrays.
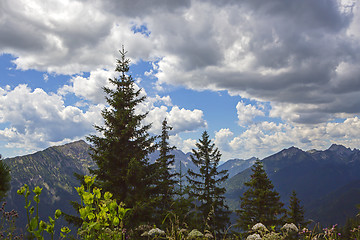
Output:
[[1, 0, 360, 161]]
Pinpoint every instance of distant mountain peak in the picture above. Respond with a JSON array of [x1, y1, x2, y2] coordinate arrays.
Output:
[[328, 144, 352, 156], [307, 149, 319, 154], [328, 143, 349, 151], [279, 146, 303, 157]]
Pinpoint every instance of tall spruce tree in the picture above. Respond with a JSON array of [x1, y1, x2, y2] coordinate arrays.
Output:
[[287, 190, 307, 228], [187, 131, 230, 235], [0, 155, 11, 202], [236, 159, 286, 231], [154, 119, 178, 221], [87, 47, 157, 226]]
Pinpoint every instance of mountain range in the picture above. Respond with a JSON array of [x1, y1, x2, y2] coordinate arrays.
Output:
[[3, 140, 96, 233], [2, 140, 360, 229], [224, 144, 360, 225]]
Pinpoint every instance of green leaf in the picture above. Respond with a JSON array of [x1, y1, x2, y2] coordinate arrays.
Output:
[[33, 186, 43, 195], [48, 216, 55, 225], [39, 220, 47, 231], [61, 226, 71, 234], [88, 212, 96, 221], [113, 216, 120, 226], [29, 206, 35, 215], [17, 186, 25, 195], [33, 194, 40, 204], [104, 191, 112, 200], [118, 207, 131, 220], [25, 200, 32, 209], [55, 209, 62, 219], [75, 185, 85, 196], [79, 207, 87, 220], [93, 187, 101, 199], [29, 217, 38, 231]]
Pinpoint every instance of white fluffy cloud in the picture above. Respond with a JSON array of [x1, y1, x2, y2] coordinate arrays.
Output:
[[0, 84, 104, 152], [214, 128, 234, 152], [59, 69, 115, 104], [142, 105, 207, 135], [0, 0, 156, 74], [213, 117, 360, 160], [169, 134, 197, 154], [2, 0, 360, 158], [236, 101, 265, 126], [2, 0, 360, 124]]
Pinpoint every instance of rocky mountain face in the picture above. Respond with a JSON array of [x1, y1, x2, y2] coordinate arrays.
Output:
[[218, 157, 257, 179], [224, 144, 360, 225], [3, 140, 96, 232]]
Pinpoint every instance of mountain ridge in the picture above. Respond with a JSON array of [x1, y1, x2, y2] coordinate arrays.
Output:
[[3, 141, 360, 227], [224, 144, 360, 225]]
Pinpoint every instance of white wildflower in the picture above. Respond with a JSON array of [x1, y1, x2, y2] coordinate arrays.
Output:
[[188, 229, 204, 239], [140, 231, 149, 237], [281, 223, 299, 232], [148, 227, 165, 236], [204, 230, 214, 239], [263, 232, 282, 240], [252, 223, 268, 232], [246, 233, 262, 240]]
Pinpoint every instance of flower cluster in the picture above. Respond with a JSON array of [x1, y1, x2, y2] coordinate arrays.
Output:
[[281, 223, 299, 233]]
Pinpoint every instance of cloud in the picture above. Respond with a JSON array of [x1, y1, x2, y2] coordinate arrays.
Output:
[[169, 134, 197, 154], [2, 0, 360, 158], [59, 69, 116, 104], [2, 0, 360, 125], [214, 128, 234, 152], [211, 117, 360, 159], [150, 0, 360, 124], [0, 84, 103, 151], [236, 101, 265, 126], [0, 0, 156, 74], [143, 105, 207, 135], [58, 68, 206, 135]]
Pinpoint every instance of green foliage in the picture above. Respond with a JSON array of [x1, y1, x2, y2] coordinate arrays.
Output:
[[75, 175, 130, 239], [17, 175, 131, 239], [17, 184, 67, 240], [87, 47, 157, 227], [0, 155, 11, 202], [236, 160, 286, 232], [187, 131, 230, 236]]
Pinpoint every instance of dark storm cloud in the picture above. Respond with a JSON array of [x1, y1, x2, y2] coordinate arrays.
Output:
[[96, 0, 191, 17], [1, 0, 359, 124], [153, 0, 360, 124]]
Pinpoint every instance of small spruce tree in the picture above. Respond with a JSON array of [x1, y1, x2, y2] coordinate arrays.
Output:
[[170, 160, 193, 225], [154, 119, 178, 222], [236, 159, 286, 231], [187, 131, 230, 235], [287, 190, 308, 228]]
